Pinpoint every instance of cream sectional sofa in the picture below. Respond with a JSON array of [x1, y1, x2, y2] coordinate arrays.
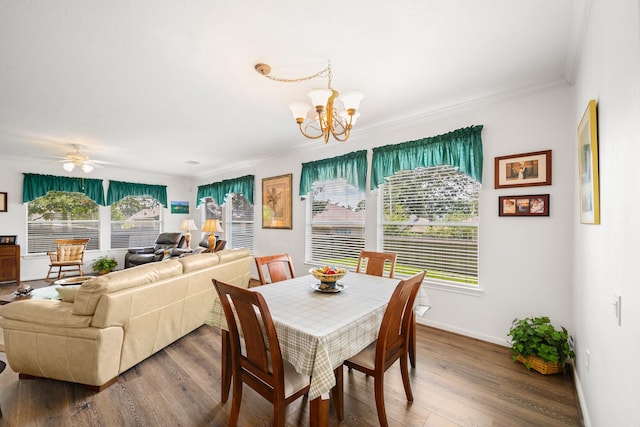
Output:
[[0, 248, 252, 389]]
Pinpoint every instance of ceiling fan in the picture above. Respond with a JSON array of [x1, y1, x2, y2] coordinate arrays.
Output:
[[60, 145, 103, 173]]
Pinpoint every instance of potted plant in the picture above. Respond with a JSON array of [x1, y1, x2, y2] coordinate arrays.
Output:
[[508, 316, 575, 374], [91, 256, 118, 275]]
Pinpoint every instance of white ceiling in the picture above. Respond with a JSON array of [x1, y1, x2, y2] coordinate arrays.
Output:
[[0, 0, 585, 178]]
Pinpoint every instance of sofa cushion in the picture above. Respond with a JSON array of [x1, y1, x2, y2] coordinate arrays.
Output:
[[1, 300, 93, 328], [179, 252, 220, 273], [216, 248, 251, 263], [73, 259, 183, 315]]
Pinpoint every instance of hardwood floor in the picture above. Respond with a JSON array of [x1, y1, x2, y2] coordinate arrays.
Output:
[[0, 281, 582, 426]]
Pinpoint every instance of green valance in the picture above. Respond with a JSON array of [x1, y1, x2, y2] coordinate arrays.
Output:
[[299, 150, 368, 196], [370, 125, 484, 190], [23, 173, 106, 205], [106, 180, 168, 207], [196, 175, 254, 207]]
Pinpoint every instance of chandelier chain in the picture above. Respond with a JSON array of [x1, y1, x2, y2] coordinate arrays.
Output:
[[261, 62, 333, 89]]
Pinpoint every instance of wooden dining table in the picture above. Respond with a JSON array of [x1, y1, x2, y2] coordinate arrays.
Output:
[[206, 272, 430, 427]]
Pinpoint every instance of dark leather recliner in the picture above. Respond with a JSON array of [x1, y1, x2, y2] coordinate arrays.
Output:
[[164, 234, 226, 259], [124, 232, 185, 268]]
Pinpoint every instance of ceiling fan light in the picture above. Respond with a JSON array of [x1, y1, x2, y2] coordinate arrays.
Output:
[[338, 91, 364, 111], [82, 163, 94, 173], [63, 162, 75, 172]]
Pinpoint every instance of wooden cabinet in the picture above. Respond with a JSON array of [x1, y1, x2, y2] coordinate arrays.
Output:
[[0, 245, 20, 285]]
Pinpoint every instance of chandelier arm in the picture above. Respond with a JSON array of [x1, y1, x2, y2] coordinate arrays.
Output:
[[298, 122, 326, 140]]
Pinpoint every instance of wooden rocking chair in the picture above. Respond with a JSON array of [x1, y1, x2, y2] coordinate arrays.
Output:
[[46, 238, 90, 281]]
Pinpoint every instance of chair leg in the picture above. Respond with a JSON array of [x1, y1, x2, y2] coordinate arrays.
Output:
[[374, 375, 388, 427], [273, 396, 287, 427], [331, 366, 344, 421], [229, 377, 242, 427], [400, 353, 414, 402], [221, 331, 232, 403], [409, 312, 417, 368]]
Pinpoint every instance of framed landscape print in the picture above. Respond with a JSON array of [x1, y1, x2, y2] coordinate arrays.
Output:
[[262, 174, 292, 229], [494, 150, 552, 189], [578, 99, 600, 224], [499, 194, 549, 217]]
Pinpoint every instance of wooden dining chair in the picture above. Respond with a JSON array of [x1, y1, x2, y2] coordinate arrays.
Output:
[[254, 253, 295, 285], [213, 279, 311, 426], [46, 238, 90, 281], [342, 270, 426, 427], [356, 250, 397, 278]]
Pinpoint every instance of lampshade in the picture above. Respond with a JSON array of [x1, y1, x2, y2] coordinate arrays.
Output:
[[180, 219, 198, 231], [337, 91, 364, 111], [82, 164, 94, 173], [289, 102, 311, 121], [308, 88, 333, 109], [63, 162, 75, 172], [202, 219, 224, 233]]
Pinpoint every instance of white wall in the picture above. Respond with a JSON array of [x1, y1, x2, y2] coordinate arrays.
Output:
[[571, 0, 640, 425], [0, 158, 192, 280], [200, 82, 576, 347]]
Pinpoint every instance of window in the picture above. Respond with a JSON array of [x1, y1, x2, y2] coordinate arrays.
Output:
[[111, 196, 163, 248], [226, 194, 254, 251], [307, 179, 365, 269], [201, 195, 254, 250], [380, 165, 480, 286], [27, 191, 100, 253]]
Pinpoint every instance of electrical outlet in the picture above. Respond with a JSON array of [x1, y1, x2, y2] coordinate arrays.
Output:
[[585, 349, 590, 372]]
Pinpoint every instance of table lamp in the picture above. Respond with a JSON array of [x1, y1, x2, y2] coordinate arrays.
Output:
[[202, 219, 224, 252], [179, 219, 198, 249]]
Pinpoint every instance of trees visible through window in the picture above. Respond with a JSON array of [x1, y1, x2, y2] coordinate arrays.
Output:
[[381, 165, 480, 285], [308, 179, 365, 269], [111, 196, 163, 248], [27, 191, 100, 253]]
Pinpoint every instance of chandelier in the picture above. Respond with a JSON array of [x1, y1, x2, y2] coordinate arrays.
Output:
[[255, 61, 364, 143]]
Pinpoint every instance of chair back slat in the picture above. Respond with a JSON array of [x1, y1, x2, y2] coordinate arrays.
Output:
[[255, 254, 295, 285], [356, 250, 397, 278]]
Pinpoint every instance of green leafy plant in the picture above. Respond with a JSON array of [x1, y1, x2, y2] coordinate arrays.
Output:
[[91, 256, 118, 274], [508, 316, 575, 372]]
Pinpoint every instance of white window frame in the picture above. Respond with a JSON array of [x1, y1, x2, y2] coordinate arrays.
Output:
[[110, 196, 164, 249], [305, 179, 366, 270], [378, 166, 482, 295], [26, 191, 100, 254]]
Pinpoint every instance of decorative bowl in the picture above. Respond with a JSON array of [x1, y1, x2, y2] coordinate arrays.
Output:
[[309, 266, 347, 290]]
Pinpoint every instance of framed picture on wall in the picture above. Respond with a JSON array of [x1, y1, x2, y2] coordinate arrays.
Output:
[[499, 194, 550, 217], [0, 192, 6, 212], [262, 174, 292, 229], [578, 99, 600, 224], [494, 150, 552, 189]]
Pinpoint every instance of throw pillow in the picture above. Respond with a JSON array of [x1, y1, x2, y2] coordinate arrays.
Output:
[[55, 284, 82, 302]]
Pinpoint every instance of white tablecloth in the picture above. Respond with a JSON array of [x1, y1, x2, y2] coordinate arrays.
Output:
[[206, 272, 430, 400]]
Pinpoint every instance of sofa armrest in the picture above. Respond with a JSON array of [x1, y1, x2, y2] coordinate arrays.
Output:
[[127, 247, 154, 254], [0, 300, 93, 328]]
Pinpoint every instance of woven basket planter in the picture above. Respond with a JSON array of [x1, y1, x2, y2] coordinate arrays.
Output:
[[516, 354, 564, 375]]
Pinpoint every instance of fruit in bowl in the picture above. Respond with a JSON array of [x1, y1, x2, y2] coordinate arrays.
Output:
[[309, 266, 347, 289]]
